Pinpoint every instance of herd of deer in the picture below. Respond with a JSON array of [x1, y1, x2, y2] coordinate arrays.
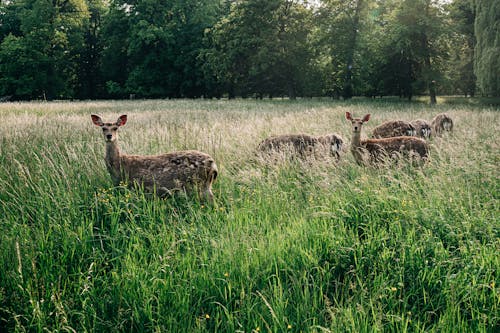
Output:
[[91, 111, 453, 202]]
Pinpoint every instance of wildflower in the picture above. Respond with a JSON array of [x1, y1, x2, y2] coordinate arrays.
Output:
[[205, 314, 210, 319], [390, 287, 397, 292], [224, 272, 229, 277], [201, 205, 205, 209], [287, 324, 292, 329]]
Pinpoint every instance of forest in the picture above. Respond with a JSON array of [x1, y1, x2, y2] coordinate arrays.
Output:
[[0, 0, 498, 101]]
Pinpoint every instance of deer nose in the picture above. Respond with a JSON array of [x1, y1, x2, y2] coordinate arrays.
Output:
[[354, 126, 358, 131], [106, 134, 113, 140]]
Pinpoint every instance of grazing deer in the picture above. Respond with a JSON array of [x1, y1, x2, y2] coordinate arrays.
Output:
[[91, 114, 218, 202], [411, 119, 432, 139], [316, 134, 344, 160], [345, 112, 429, 165], [371, 120, 416, 138], [258, 133, 344, 160], [431, 113, 453, 136]]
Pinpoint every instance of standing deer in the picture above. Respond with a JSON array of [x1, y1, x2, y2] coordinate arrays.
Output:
[[345, 112, 429, 165], [91, 114, 218, 202]]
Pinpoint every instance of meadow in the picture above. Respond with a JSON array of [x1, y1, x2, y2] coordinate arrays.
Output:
[[0, 98, 498, 332]]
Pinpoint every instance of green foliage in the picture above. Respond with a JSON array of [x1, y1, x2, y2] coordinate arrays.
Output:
[[75, 0, 108, 99], [444, 0, 476, 97], [201, 0, 315, 99], [373, 0, 449, 101], [99, 0, 221, 98], [317, 0, 368, 99], [0, 0, 498, 99], [0, 34, 49, 99], [474, 0, 500, 96], [0, 0, 89, 100], [99, 1, 131, 98]]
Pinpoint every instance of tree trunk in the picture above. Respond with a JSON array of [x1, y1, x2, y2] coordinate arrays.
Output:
[[342, 0, 364, 100], [429, 80, 437, 105], [423, 0, 436, 105], [288, 80, 296, 100]]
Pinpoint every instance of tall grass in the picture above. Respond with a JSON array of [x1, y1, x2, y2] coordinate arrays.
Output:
[[0, 98, 498, 332]]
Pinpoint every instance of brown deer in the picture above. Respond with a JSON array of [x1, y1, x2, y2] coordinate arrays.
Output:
[[431, 113, 453, 136], [345, 112, 429, 165], [91, 114, 218, 202], [371, 120, 416, 138], [258, 133, 344, 160], [411, 119, 432, 139], [316, 133, 344, 160]]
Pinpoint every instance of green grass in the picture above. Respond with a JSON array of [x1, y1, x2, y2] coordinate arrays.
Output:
[[0, 98, 498, 332]]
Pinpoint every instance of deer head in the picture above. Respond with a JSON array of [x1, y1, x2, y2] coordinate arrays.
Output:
[[91, 114, 127, 142], [345, 112, 370, 133]]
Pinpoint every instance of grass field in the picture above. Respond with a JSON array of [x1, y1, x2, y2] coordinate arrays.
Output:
[[0, 98, 498, 332]]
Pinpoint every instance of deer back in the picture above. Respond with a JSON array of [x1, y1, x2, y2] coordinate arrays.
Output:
[[372, 120, 416, 138]]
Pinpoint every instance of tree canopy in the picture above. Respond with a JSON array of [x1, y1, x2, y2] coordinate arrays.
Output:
[[474, 0, 500, 96], [0, 0, 497, 100]]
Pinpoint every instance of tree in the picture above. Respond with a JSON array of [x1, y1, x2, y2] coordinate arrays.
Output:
[[316, 0, 369, 99], [474, 0, 500, 96], [75, 0, 107, 99], [0, 0, 89, 100], [0, 0, 489, 100], [202, 0, 314, 99], [99, 1, 130, 98], [374, 0, 448, 103], [100, 0, 221, 98], [445, 0, 476, 97]]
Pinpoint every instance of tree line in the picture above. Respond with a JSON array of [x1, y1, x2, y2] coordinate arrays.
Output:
[[0, 0, 498, 101]]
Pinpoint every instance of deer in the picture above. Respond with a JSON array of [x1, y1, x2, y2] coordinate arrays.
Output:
[[316, 133, 344, 160], [91, 114, 218, 202], [411, 119, 432, 139], [371, 120, 416, 138], [345, 112, 429, 165], [257, 133, 344, 160], [431, 113, 453, 136]]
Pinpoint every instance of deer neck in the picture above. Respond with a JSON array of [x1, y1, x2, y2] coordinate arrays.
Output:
[[105, 141, 122, 184], [351, 130, 363, 149], [350, 130, 366, 164]]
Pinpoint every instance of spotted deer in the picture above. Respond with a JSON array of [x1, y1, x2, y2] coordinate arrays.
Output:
[[371, 120, 416, 138], [258, 133, 344, 160], [431, 113, 453, 136], [411, 119, 432, 139], [345, 112, 429, 165], [91, 115, 218, 202]]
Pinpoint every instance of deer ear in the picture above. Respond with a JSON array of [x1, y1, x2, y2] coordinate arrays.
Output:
[[362, 114, 371, 122], [91, 114, 103, 126], [345, 112, 352, 120], [117, 115, 127, 126]]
